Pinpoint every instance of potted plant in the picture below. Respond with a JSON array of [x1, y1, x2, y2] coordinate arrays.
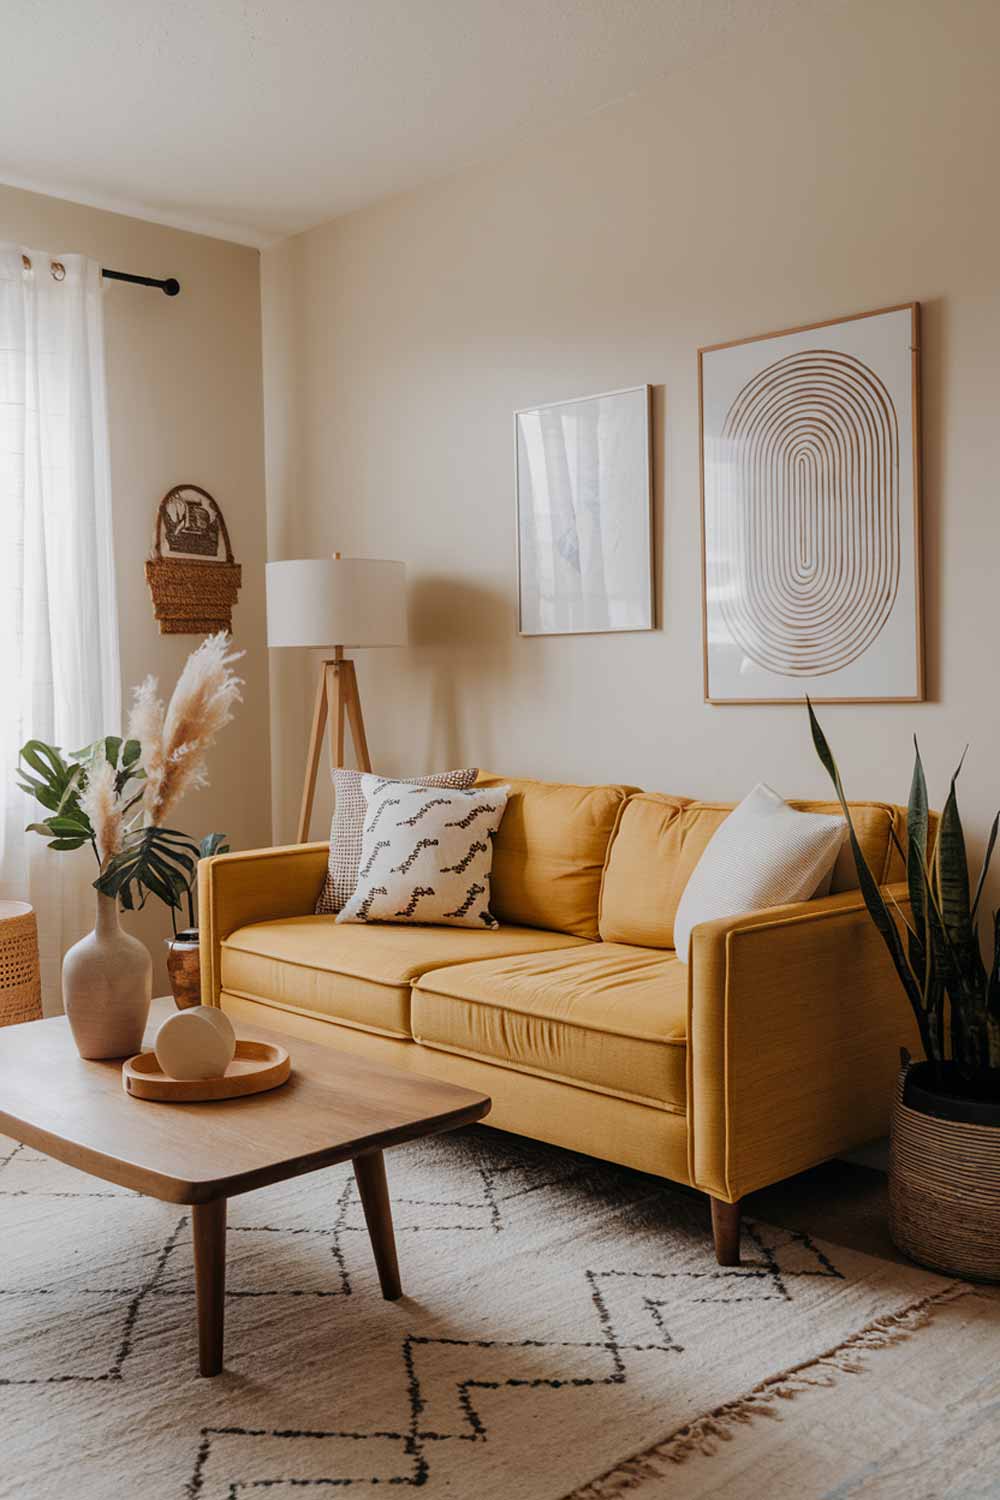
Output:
[[17, 634, 242, 1051], [808, 701, 1000, 1281], [148, 831, 230, 1009], [18, 734, 155, 1058]]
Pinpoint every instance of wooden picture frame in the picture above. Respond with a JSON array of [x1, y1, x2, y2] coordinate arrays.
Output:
[[698, 303, 924, 704], [514, 384, 654, 637]]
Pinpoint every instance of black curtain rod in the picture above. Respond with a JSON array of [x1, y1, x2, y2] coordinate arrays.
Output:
[[102, 268, 180, 297]]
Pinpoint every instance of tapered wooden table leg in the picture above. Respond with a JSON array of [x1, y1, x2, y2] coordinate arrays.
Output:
[[354, 1150, 402, 1300], [192, 1198, 227, 1376]]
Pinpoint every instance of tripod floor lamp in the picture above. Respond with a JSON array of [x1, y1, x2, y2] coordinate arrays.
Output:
[[266, 555, 407, 842]]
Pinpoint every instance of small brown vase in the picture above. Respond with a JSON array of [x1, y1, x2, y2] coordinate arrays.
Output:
[[165, 928, 202, 1010]]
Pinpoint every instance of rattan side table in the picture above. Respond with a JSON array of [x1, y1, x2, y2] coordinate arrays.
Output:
[[0, 901, 43, 1026]]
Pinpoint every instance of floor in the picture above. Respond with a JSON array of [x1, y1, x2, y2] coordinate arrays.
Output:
[[513, 1129, 907, 1269], [747, 1156, 907, 1266]]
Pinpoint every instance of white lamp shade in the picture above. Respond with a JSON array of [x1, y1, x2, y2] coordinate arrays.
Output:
[[266, 557, 407, 648]]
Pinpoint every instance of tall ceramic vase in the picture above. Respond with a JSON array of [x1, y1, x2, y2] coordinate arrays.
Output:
[[63, 894, 152, 1059]]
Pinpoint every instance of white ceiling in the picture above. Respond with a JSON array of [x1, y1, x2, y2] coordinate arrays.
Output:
[[1, 0, 794, 247]]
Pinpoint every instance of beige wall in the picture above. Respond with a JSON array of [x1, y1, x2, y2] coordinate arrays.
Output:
[[262, 0, 1000, 909], [1, 185, 269, 998]]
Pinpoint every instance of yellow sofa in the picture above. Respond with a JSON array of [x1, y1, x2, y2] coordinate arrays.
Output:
[[199, 773, 920, 1264]]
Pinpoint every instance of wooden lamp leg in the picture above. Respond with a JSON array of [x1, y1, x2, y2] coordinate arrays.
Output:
[[296, 664, 330, 843], [296, 652, 374, 843], [326, 656, 346, 772], [343, 660, 372, 773]]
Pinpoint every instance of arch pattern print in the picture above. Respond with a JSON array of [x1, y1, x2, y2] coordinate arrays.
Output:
[[713, 349, 900, 677], [699, 303, 923, 704]]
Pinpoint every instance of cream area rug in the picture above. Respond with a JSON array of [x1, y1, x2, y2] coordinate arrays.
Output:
[[0, 1125, 990, 1500], [590, 1286, 1000, 1500]]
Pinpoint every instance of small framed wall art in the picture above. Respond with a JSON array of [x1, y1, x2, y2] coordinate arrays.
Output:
[[699, 304, 924, 703], [515, 385, 653, 636]]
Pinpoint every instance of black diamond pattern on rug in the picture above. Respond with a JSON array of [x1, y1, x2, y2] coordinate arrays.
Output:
[[0, 1124, 941, 1500]]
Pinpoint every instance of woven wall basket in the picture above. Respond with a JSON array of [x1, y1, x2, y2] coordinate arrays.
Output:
[[889, 1063, 1000, 1282], [145, 484, 241, 634], [0, 902, 43, 1027]]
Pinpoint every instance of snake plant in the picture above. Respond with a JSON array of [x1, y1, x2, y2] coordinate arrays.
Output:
[[808, 701, 1000, 1093]]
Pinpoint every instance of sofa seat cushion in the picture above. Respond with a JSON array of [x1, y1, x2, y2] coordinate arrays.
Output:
[[412, 943, 688, 1111], [220, 917, 587, 1038]]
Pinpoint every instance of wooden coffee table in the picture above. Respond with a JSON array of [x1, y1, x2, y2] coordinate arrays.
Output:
[[0, 998, 490, 1376]]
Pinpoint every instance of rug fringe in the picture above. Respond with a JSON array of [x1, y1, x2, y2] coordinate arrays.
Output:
[[565, 1283, 968, 1499]]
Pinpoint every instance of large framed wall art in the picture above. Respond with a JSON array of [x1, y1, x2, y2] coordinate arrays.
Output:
[[699, 304, 924, 703], [515, 385, 653, 636]]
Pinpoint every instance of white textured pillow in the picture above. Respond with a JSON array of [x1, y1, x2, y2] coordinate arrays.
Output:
[[673, 784, 847, 963], [337, 777, 510, 929]]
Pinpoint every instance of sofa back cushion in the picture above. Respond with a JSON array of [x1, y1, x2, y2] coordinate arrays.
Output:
[[476, 773, 636, 939], [599, 793, 897, 949]]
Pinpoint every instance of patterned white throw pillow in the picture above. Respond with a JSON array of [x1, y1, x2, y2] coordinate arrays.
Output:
[[337, 778, 510, 929], [673, 783, 847, 963], [315, 766, 478, 914]]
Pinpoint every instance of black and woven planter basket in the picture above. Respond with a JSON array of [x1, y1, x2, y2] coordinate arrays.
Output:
[[889, 1059, 1000, 1282]]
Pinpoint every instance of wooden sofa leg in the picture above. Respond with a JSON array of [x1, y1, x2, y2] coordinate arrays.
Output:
[[710, 1197, 742, 1266]]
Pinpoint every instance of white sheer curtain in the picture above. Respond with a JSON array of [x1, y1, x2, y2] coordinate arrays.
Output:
[[0, 246, 121, 1009]]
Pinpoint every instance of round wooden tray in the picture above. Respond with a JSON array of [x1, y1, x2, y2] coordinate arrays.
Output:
[[122, 1039, 291, 1103]]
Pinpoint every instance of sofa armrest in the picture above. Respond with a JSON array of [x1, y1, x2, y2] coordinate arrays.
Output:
[[198, 843, 330, 1006], [686, 883, 920, 1202]]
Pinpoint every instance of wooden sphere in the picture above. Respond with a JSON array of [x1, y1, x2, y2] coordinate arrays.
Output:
[[154, 1006, 236, 1080]]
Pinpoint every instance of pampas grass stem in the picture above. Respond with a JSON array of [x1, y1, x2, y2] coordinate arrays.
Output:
[[79, 754, 124, 868], [128, 633, 244, 827]]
